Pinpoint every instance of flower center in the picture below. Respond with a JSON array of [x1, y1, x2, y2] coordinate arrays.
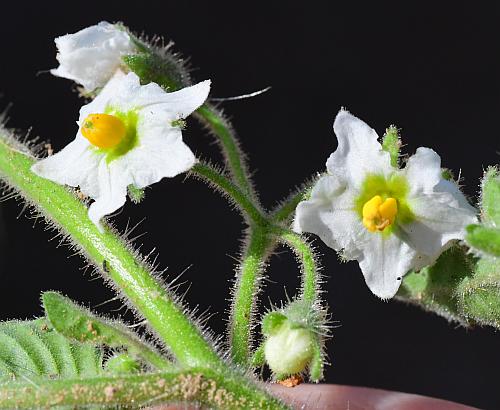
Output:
[[362, 195, 398, 232], [81, 113, 126, 149]]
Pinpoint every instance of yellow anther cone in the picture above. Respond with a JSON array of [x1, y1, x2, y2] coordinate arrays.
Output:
[[362, 195, 398, 232], [81, 113, 126, 149]]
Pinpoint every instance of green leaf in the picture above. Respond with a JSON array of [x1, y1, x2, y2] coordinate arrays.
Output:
[[43, 292, 173, 371], [481, 167, 500, 225], [382, 125, 400, 168], [466, 224, 500, 257], [458, 256, 500, 328], [397, 246, 475, 324], [0, 319, 103, 383]]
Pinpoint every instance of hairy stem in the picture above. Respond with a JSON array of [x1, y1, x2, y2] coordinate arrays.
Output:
[[270, 178, 316, 224], [277, 229, 320, 305], [271, 190, 305, 224], [191, 162, 266, 226], [196, 104, 257, 201], [0, 369, 288, 409], [230, 227, 273, 365], [0, 133, 220, 369]]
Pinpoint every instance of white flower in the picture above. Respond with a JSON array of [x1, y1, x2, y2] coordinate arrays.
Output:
[[32, 72, 210, 231], [51, 21, 136, 92], [294, 110, 477, 299]]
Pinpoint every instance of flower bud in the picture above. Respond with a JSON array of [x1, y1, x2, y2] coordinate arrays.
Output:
[[264, 320, 314, 375], [105, 353, 140, 374], [51, 21, 136, 91]]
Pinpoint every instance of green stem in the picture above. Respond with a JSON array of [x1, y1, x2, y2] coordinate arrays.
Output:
[[270, 178, 316, 224], [275, 228, 320, 305], [0, 133, 220, 369], [196, 104, 257, 201], [230, 227, 273, 365], [191, 162, 266, 226], [0, 369, 288, 409], [271, 191, 305, 224]]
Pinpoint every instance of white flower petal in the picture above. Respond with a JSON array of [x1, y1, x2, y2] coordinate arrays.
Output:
[[31, 136, 101, 198], [88, 160, 128, 231], [51, 22, 135, 91], [401, 191, 477, 260], [79, 74, 210, 123], [79, 71, 128, 121], [358, 233, 417, 299], [327, 109, 393, 187], [404, 147, 442, 195], [133, 80, 211, 119], [294, 175, 364, 258], [115, 128, 196, 189], [401, 146, 478, 260]]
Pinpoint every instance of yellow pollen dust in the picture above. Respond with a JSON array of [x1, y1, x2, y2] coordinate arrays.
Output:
[[81, 113, 126, 149], [362, 195, 398, 232]]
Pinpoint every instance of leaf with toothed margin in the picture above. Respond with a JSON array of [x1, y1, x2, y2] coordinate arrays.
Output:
[[0, 318, 103, 383]]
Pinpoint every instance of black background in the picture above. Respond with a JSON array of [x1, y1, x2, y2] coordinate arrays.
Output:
[[0, 1, 499, 409]]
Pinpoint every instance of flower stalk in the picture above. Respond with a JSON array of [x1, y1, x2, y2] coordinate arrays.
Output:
[[277, 229, 320, 306], [230, 227, 273, 365], [195, 104, 258, 201], [191, 162, 266, 226]]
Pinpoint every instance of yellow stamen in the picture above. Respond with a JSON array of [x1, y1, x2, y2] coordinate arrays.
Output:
[[362, 195, 398, 232], [81, 113, 126, 149]]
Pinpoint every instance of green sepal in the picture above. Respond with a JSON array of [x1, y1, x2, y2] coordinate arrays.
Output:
[[481, 167, 500, 225], [466, 224, 500, 257], [43, 292, 172, 371], [261, 312, 287, 336], [396, 246, 475, 324], [382, 125, 400, 168], [441, 168, 455, 181], [123, 52, 185, 92], [128, 184, 145, 204], [105, 353, 141, 374], [250, 344, 265, 367]]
